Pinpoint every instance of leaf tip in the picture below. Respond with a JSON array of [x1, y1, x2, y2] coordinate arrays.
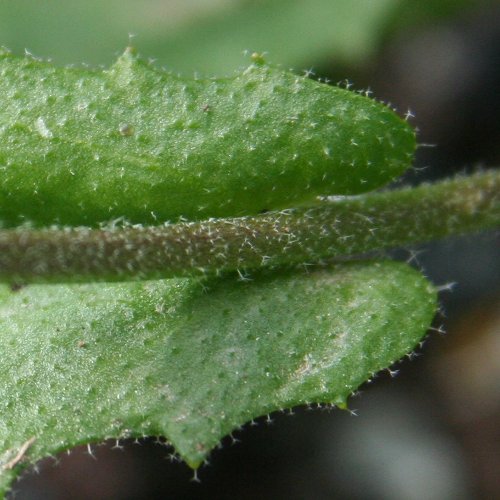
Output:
[[123, 45, 138, 58], [113, 45, 140, 70], [250, 51, 266, 66], [0, 46, 11, 58]]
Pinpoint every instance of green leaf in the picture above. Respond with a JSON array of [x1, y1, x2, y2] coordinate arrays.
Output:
[[0, 0, 405, 73], [0, 0, 398, 72], [0, 261, 436, 494], [0, 48, 414, 228], [0, 0, 488, 74], [143, 0, 401, 74]]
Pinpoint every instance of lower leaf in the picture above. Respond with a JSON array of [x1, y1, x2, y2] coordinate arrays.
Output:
[[0, 261, 436, 494]]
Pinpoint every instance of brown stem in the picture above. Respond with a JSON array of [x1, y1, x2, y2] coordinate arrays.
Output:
[[0, 170, 498, 283]]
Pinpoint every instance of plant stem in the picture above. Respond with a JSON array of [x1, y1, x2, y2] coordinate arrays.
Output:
[[0, 170, 498, 283]]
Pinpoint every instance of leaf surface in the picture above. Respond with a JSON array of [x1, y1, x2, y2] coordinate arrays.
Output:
[[0, 48, 414, 227], [0, 261, 436, 494]]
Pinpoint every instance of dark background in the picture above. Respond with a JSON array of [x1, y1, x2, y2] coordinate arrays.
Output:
[[2, 1, 499, 498]]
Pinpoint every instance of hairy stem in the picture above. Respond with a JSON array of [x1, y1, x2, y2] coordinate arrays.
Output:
[[1, 170, 498, 283]]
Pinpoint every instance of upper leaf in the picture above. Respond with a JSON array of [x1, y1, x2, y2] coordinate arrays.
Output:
[[0, 48, 414, 228], [0, 261, 436, 494]]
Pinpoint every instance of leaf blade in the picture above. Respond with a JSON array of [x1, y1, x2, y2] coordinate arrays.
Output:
[[0, 49, 414, 227], [0, 261, 436, 493]]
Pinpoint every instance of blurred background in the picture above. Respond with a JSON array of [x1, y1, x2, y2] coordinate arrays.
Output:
[[1, 1, 499, 498]]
